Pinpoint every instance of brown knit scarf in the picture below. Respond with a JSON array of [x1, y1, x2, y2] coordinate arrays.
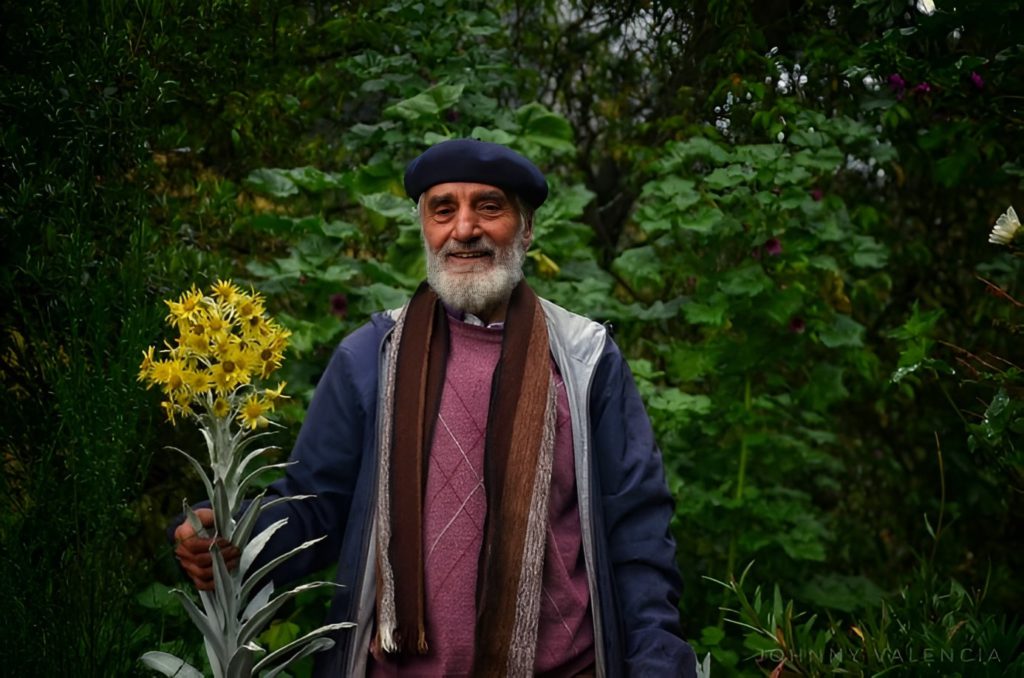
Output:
[[374, 280, 557, 677]]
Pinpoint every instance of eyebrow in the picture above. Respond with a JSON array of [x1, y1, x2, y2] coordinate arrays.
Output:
[[426, 189, 510, 210]]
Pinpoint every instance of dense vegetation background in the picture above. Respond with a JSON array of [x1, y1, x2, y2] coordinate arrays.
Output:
[[2, 0, 1022, 675]]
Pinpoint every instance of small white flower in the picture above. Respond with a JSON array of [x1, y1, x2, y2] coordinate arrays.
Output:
[[989, 206, 1021, 246], [916, 0, 936, 15]]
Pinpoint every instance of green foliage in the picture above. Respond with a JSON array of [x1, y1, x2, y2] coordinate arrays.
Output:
[[4, 0, 1023, 675], [706, 561, 1024, 676]]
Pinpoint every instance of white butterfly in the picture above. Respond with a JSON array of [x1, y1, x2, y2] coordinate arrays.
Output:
[[989, 206, 1021, 246], [916, 0, 937, 15]]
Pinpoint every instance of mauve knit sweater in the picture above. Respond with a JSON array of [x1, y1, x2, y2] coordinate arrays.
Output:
[[368, 316, 594, 677]]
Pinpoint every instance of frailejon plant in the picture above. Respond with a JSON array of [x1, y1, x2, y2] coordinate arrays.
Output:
[[138, 280, 350, 678]]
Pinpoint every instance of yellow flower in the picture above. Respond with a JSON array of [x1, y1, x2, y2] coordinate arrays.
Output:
[[181, 320, 211, 355], [209, 343, 253, 394], [263, 381, 289, 409], [210, 362, 241, 394], [138, 346, 156, 382], [238, 393, 270, 430], [254, 333, 287, 379], [164, 285, 205, 326], [174, 390, 194, 414], [211, 279, 240, 304], [145, 280, 289, 427], [202, 307, 233, 347], [211, 397, 231, 419], [240, 312, 269, 339], [150, 358, 188, 392], [233, 290, 265, 323], [182, 369, 211, 395]]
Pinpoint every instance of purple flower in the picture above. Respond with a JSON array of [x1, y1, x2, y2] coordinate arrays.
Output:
[[888, 73, 907, 98], [810, 188, 824, 202], [970, 71, 984, 90], [789, 317, 806, 334], [764, 237, 783, 257], [330, 293, 349, 319], [913, 82, 933, 95]]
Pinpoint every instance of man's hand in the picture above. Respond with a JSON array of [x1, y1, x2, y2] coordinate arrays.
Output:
[[173, 508, 241, 591]]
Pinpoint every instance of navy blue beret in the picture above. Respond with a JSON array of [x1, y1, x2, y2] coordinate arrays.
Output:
[[404, 138, 548, 209]]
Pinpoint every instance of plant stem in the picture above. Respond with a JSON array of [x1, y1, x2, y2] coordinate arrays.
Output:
[[726, 377, 752, 580], [929, 432, 946, 564], [720, 377, 753, 627]]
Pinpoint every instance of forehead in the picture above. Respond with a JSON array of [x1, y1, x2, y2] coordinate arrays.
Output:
[[422, 182, 510, 202]]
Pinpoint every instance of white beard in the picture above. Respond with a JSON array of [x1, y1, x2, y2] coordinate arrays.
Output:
[[424, 231, 527, 317]]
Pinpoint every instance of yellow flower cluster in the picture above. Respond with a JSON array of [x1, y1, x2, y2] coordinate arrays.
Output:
[[138, 280, 290, 428]]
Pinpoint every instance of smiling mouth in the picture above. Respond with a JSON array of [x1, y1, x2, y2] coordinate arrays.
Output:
[[443, 250, 494, 272], [448, 251, 492, 259]]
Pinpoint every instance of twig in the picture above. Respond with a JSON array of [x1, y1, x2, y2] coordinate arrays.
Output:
[[975, 275, 1024, 308], [929, 432, 946, 564]]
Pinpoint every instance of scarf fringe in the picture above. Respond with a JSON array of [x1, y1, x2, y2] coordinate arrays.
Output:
[[375, 306, 405, 655], [506, 378, 558, 676]]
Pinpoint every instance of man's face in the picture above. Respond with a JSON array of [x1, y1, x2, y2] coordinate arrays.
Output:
[[421, 182, 532, 321]]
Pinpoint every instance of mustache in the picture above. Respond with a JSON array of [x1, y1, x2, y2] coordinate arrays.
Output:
[[438, 237, 495, 256]]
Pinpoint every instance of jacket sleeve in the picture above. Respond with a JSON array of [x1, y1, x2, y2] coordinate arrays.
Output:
[[248, 322, 381, 585], [590, 339, 697, 677]]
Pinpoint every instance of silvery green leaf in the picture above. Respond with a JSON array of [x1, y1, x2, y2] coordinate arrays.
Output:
[[205, 637, 226, 678], [252, 623, 353, 675], [230, 492, 266, 550], [183, 501, 209, 540], [240, 580, 274, 625], [225, 641, 264, 678], [259, 637, 335, 678], [240, 535, 327, 601], [171, 588, 227, 660], [232, 494, 314, 550], [237, 581, 342, 646], [696, 651, 712, 678], [199, 589, 225, 638], [213, 479, 233, 537], [170, 447, 215, 505], [237, 461, 295, 500], [210, 543, 236, 623], [229, 445, 277, 481], [140, 650, 203, 678], [232, 428, 277, 456], [200, 426, 217, 465], [239, 518, 289, 580]]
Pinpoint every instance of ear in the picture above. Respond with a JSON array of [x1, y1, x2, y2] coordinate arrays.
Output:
[[521, 213, 535, 249]]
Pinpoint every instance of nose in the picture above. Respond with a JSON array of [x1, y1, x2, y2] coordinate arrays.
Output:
[[451, 205, 479, 241]]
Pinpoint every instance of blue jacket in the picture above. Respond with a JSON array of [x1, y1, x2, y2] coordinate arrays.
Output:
[[252, 298, 697, 677]]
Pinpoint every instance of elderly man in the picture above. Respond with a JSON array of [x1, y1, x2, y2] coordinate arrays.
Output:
[[175, 139, 696, 677]]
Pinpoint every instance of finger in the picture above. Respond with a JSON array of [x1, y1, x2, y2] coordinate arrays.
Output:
[[193, 507, 216, 526], [180, 560, 214, 583], [194, 578, 215, 591], [177, 536, 216, 554], [173, 522, 197, 543], [179, 550, 214, 567]]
